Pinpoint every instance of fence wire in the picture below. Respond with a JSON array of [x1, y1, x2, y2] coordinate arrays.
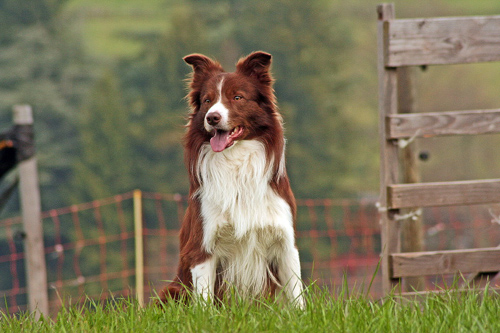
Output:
[[0, 192, 499, 314]]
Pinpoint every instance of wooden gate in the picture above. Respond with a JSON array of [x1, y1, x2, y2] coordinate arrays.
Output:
[[377, 3, 500, 294]]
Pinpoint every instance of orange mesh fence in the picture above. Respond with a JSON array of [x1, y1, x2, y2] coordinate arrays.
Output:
[[1, 192, 499, 314], [0, 192, 137, 314]]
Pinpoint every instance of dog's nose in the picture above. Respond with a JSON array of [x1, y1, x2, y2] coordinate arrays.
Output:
[[206, 112, 221, 126]]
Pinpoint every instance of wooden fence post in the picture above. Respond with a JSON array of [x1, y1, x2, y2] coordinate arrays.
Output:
[[377, 2, 401, 294], [14, 105, 49, 318], [133, 189, 144, 307], [397, 67, 425, 291]]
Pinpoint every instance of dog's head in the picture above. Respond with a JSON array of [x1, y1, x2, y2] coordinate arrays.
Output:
[[183, 52, 280, 153]]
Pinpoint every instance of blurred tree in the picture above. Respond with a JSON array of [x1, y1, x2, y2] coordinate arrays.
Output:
[[115, 4, 210, 195], [233, 0, 356, 198], [113, 0, 360, 199], [0, 0, 98, 293], [0, 0, 96, 209], [72, 72, 134, 201], [0, 0, 68, 41]]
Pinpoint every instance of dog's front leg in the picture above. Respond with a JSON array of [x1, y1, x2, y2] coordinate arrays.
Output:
[[278, 247, 305, 308], [191, 256, 216, 302]]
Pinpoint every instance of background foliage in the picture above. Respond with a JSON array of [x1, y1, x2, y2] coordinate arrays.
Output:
[[2, 0, 500, 209]]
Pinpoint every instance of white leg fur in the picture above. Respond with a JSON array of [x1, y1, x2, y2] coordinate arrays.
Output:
[[191, 257, 216, 301], [278, 247, 305, 308]]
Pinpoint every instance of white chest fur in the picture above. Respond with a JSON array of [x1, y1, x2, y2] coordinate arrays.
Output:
[[195, 140, 295, 295]]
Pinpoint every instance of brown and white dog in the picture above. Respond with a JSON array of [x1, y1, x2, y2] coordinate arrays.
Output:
[[160, 52, 303, 306]]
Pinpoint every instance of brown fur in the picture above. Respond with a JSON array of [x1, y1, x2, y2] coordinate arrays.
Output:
[[158, 52, 296, 304]]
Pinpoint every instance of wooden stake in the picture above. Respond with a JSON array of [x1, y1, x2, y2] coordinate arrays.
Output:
[[14, 105, 49, 318], [133, 189, 144, 307]]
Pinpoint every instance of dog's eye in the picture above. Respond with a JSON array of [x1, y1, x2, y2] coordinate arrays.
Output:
[[204, 98, 211, 103], [234, 96, 243, 101]]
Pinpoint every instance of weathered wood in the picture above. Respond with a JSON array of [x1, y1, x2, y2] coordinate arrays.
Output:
[[388, 179, 500, 209], [385, 16, 500, 66], [461, 243, 500, 287], [378, 4, 500, 296], [397, 287, 500, 301], [14, 105, 49, 318], [391, 247, 500, 277], [388, 109, 500, 139], [377, 3, 401, 294], [397, 67, 425, 292], [464, 271, 499, 286]]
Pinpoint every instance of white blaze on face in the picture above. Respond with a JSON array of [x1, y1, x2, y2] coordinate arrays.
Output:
[[204, 77, 230, 132]]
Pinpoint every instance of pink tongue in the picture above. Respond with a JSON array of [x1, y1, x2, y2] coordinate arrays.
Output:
[[210, 130, 230, 152]]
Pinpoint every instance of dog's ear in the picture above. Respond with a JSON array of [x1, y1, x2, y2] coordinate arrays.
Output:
[[184, 54, 223, 79], [183, 54, 223, 110], [236, 52, 273, 85]]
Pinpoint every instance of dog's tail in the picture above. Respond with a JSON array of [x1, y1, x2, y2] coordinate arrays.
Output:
[[157, 278, 188, 304]]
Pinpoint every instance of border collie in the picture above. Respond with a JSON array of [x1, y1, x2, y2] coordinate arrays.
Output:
[[161, 52, 303, 307]]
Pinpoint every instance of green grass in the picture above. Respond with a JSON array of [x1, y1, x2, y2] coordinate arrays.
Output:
[[65, 0, 500, 61], [2, 284, 499, 332], [64, 0, 175, 59]]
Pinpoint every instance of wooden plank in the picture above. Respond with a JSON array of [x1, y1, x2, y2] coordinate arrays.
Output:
[[463, 271, 499, 286], [377, 3, 401, 294], [391, 247, 500, 278], [387, 109, 500, 139], [461, 242, 500, 288], [386, 16, 500, 66], [388, 179, 500, 209], [397, 287, 500, 302]]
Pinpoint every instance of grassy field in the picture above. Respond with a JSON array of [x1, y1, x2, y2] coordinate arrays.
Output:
[[64, 0, 500, 60], [2, 285, 499, 332], [64, 0, 174, 59]]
